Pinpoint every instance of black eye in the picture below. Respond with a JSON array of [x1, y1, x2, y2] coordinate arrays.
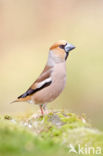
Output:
[[59, 44, 65, 49]]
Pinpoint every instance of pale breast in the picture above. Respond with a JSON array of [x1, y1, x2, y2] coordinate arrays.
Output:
[[32, 62, 66, 104]]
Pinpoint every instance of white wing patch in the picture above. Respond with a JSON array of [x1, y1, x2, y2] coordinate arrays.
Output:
[[37, 77, 52, 88]]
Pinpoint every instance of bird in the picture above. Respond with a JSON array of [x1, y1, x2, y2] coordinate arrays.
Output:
[[11, 40, 75, 115]]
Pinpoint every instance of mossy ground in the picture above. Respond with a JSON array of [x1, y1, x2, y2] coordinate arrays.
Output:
[[0, 111, 103, 156]]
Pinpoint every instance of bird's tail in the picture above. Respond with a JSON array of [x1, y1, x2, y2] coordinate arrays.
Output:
[[10, 98, 24, 104]]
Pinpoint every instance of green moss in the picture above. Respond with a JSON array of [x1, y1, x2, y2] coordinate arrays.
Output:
[[4, 115, 12, 120], [0, 111, 103, 156], [0, 119, 67, 156]]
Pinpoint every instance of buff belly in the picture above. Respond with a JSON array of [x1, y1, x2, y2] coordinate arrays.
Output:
[[31, 62, 66, 105]]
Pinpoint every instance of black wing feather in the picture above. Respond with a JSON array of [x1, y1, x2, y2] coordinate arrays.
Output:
[[18, 81, 52, 99]]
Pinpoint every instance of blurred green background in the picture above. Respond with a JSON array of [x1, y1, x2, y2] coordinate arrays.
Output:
[[0, 0, 103, 129]]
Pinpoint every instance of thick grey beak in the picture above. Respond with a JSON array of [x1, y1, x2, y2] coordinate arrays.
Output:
[[65, 43, 75, 53]]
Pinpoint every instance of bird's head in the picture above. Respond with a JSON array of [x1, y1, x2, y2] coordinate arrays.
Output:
[[48, 40, 75, 66]]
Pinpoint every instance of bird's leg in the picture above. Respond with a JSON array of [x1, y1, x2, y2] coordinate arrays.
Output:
[[43, 104, 49, 114], [43, 104, 46, 111], [40, 104, 44, 116]]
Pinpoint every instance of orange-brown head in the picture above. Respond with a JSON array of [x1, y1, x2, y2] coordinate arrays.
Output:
[[48, 40, 75, 66]]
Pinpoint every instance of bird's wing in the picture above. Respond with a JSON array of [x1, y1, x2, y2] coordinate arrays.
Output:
[[18, 65, 53, 99]]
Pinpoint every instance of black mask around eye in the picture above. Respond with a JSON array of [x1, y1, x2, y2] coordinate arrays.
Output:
[[59, 43, 75, 60], [59, 44, 66, 49]]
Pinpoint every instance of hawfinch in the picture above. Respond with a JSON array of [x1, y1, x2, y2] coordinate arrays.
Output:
[[12, 40, 75, 115]]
